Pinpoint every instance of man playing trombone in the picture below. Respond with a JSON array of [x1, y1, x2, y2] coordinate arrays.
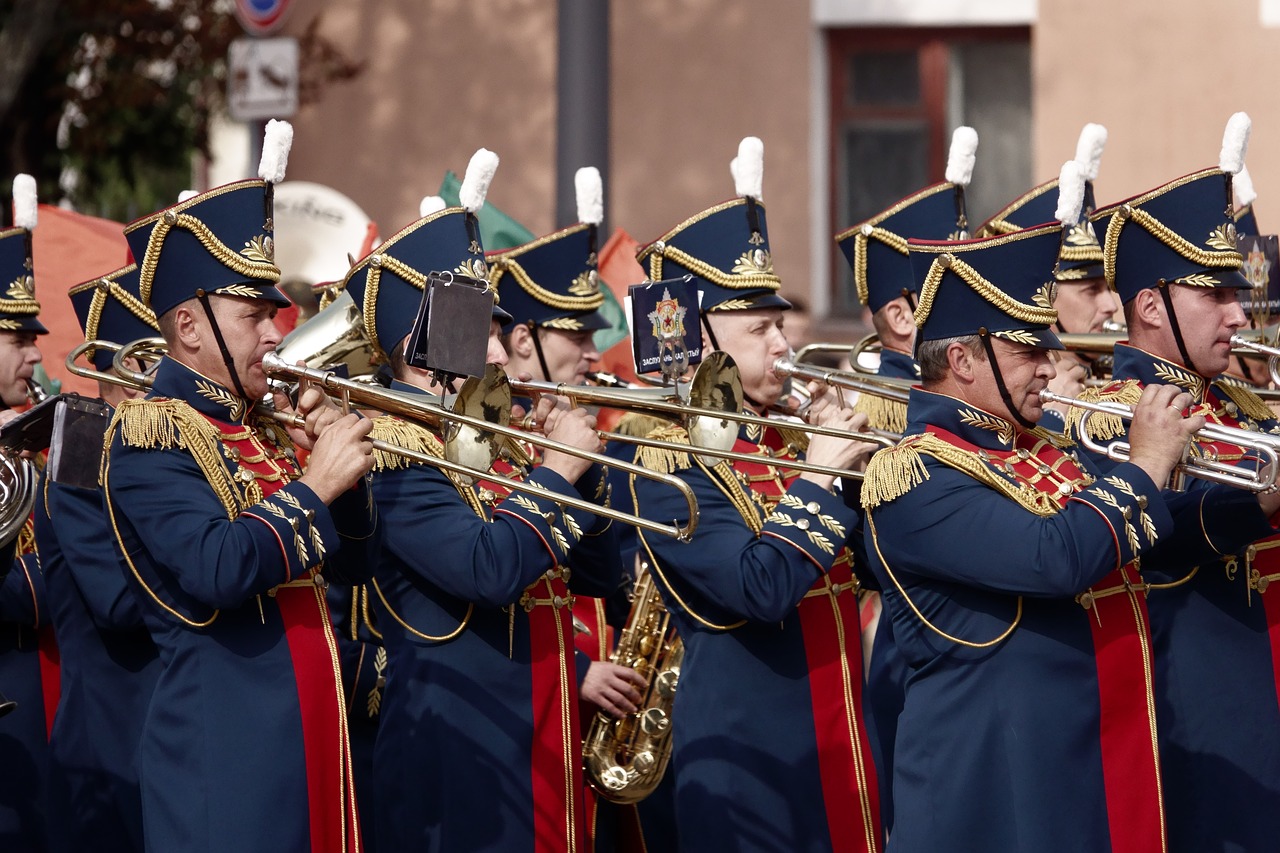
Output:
[[862, 209, 1208, 852], [1072, 121, 1280, 851], [344, 153, 622, 853], [631, 138, 883, 852], [103, 126, 381, 853]]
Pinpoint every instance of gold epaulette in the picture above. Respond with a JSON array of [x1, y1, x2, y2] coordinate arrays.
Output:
[[105, 397, 240, 519], [500, 436, 533, 469], [635, 423, 691, 474], [369, 415, 444, 471], [1026, 423, 1074, 449], [613, 411, 672, 438], [1066, 380, 1142, 442], [863, 432, 1060, 516], [853, 393, 908, 434], [861, 436, 929, 509], [1213, 378, 1275, 423]]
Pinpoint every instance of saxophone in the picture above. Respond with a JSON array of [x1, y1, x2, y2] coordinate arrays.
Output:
[[582, 560, 684, 804]]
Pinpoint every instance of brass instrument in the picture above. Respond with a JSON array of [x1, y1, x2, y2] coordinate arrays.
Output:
[[583, 561, 683, 803], [772, 357, 912, 405], [793, 334, 881, 376], [1038, 389, 1280, 492], [1229, 334, 1280, 389], [261, 353, 702, 541], [512, 352, 893, 480]]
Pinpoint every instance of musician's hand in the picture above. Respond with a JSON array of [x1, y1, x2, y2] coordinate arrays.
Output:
[[1127, 384, 1201, 487], [274, 366, 342, 451], [297, 413, 373, 504], [800, 396, 876, 492], [1043, 353, 1088, 417], [538, 396, 600, 484], [581, 661, 646, 718]]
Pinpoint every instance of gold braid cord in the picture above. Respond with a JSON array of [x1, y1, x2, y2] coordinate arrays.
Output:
[[1066, 381, 1143, 443], [635, 424, 692, 474], [852, 227, 911, 306], [138, 213, 280, 305], [649, 244, 781, 291], [359, 256, 429, 362], [913, 253, 1058, 329], [1103, 206, 1242, 288], [489, 260, 604, 312], [1213, 379, 1275, 423], [79, 279, 160, 361]]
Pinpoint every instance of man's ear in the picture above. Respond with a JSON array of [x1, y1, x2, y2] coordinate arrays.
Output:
[[1131, 288, 1164, 330], [508, 323, 536, 359], [171, 305, 202, 350], [946, 340, 977, 383], [883, 298, 916, 338]]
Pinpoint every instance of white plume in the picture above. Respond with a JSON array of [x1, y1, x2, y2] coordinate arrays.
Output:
[[1235, 164, 1258, 208], [1219, 112, 1251, 175], [1056, 160, 1087, 226], [257, 119, 294, 184], [459, 148, 499, 213], [732, 136, 764, 200], [945, 127, 979, 186], [177, 190, 199, 203], [575, 167, 604, 226], [1073, 123, 1108, 181], [419, 195, 447, 218], [11, 174, 36, 231]]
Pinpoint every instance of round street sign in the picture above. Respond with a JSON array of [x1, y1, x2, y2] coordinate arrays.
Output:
[[234, 0, 291, 36]]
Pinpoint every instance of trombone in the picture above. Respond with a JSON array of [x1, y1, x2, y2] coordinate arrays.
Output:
[[793, 333, 881, 376], [772, 358, 912, 406], [510, 352, 893, 480], [1229, 334, 1280, 389], [71, 339, 703, 541], [260, 352, 701, 541], [1038, 389, 1280, 492]]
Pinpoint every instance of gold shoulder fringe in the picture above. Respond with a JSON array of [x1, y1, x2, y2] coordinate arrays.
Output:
[[1214, 379, 1276, 423], [637, 423, 691, 474], [1027, 424, 1074, 448], [861, 439, 929, 509], [1066, 381, 1142, 442], [106, 398, 241, 520], [853, 394, 908, 434], [613, 412, 672, 438], [369, 416, 444, 471]]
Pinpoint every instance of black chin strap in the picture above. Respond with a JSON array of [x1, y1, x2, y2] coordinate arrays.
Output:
[[979, 329, 1037, 431], [196, 291, 252, 410], [1155, 282, 1200, 376], [527, 322, 552, 382]]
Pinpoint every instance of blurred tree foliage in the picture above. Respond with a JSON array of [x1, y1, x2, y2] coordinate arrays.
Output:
[[0, 1, 362, 222]]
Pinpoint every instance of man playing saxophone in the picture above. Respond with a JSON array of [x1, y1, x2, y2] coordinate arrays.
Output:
[[630, 138, 883, 853]]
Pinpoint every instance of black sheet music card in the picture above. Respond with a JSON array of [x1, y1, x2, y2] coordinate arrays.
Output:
[[1238, 234, 1280, 322], [43, 396, 112, 489], [0, 392, 63, 456], [627, 276, 702, 383], [404, 271, 493, 385]]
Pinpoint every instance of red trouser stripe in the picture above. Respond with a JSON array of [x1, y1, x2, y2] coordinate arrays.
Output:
[[1089, 567, 1165, 853], [37, 624, 59, 740], [528, 577, 585, 853], [277, 587, 359, 853], [799, 573, 882, 853]]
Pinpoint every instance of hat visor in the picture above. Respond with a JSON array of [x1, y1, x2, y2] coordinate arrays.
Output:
[[706, 291, 793, 312], [0, 317, 49, 335], [492, 304, 514, 328], [540, 310, 613, 332]]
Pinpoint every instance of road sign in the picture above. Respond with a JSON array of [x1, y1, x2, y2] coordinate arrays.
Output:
[[234, 0, 291, 36], [227, 36, 299, 122]]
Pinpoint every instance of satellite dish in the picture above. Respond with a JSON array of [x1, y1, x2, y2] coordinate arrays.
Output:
[[273, 181, 373, 286]]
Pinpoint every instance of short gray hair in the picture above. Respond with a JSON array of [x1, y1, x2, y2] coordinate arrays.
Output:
[[917, 334, 983, 382]]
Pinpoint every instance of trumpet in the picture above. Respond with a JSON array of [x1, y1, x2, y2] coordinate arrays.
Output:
[[1038, 389, 1280, 492], [1229, 334, 1280, 388], [261, 352, 702, 541], [511, 352, 893, 481]]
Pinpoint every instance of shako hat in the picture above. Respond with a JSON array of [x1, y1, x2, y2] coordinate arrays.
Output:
[[0, 174, 47, 334], [68, 264, 160, 371]]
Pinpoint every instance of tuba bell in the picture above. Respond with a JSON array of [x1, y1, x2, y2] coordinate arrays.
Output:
[[583, 561, 684, 803]]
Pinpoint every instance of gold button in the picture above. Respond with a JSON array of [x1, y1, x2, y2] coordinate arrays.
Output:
[[806, 501, 821, 515], [795, 518, 810, 531], [1057, 482, 1072, 496]]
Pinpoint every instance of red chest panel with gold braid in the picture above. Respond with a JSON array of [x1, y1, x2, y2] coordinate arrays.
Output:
[[921, 423, 1165, 853], [207, 415, 302, 501]]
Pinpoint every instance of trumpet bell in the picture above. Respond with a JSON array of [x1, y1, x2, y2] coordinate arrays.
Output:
[[685, 351, 742, 453], [275, 289, 375, 378], [448, 365, 512, 472]]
